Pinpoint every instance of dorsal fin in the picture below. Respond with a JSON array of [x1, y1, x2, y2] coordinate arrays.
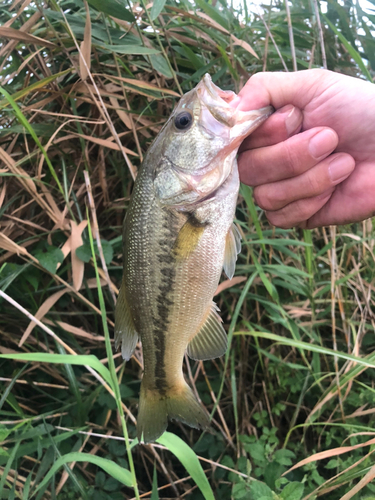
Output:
[[114, 284, 138, 361], [223, 223, 242, 280], [187, 302, 227, 360]]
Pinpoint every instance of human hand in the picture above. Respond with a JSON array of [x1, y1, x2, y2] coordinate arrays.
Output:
[[234, 69, 375, 228]]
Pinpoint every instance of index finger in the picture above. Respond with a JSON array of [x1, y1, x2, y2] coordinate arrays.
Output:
[[235, 70, 324, 111]]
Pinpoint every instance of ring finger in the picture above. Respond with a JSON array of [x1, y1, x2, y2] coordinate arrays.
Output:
[[253, 152, 355, 211]]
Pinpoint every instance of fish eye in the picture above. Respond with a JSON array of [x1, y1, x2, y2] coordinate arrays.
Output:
[[174, 111, 193, 131]]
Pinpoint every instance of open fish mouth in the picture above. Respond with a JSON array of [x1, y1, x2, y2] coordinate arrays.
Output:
[[197, 73, 274, 135]]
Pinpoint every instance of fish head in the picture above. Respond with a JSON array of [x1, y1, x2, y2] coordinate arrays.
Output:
[[151, 73, 273, 207]]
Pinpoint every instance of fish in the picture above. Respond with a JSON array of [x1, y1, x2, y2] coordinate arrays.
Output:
[[114, 74, 273, 443]]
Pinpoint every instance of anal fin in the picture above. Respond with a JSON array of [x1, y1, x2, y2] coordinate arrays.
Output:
[[187, 302, 227, 360], [223, 223, 242, 280], [114, 283, 138, 361]]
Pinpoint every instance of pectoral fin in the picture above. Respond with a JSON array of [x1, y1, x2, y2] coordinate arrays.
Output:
[[187, 302, 227, 360], [114, 283, 138, 361], [172, 214, 207, 260], [223, 223, 242, 280]]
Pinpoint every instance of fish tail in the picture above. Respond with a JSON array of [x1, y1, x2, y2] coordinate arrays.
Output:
[[137, 380, 210, 443]]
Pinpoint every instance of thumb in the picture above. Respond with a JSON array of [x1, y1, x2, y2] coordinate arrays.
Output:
[[234, 69, 331, 111]]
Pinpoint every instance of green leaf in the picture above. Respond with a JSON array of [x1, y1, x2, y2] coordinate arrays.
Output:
[[151, 463, 159, 500], [0, 69, 71, 108], [232, 481, 250, 499], [150, 54, 173, 78], [0, 441, 20, 497], [76, 240, 113, 265], [324, 15, 373, 82], [194, 0, 230, 30], [234, 330, 375, 370], [34, 246, 64, 274], [33, 452, 134, 494], [150, 0, 167, 21], [0, 425, 10, 442], [249, 480, 274, 499], [274, 449, 295, 466], [102, 44, 160, 55], [157, 432, 215, 500], [87, 0, 135, 22], [280, 482, 304, 500], [0, 353, 113, 389]]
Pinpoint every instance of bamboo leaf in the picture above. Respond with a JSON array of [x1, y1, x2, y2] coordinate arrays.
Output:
[[150, 0, 167, 21], [87, 0, 135, 22], [102, 44, 160, 55]]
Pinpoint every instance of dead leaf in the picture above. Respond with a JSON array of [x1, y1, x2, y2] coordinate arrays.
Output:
[[195, 11, 230, 34], [109, 96, 132, 129], [44, 319, 106, 341], [0, 232, 29, 255], [79, 0, 92, 81], [19, 288, 69, 347], [231, 34, 258, 59], [0, 183, 6, 209], [71, 220, 88, 291], [0, 26, 56, 48]]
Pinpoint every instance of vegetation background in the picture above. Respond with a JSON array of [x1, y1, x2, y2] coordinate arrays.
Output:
[[1, 0, 375, 498]]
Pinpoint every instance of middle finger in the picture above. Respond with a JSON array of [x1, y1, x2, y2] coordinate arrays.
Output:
[[238, 127, 338, 186]]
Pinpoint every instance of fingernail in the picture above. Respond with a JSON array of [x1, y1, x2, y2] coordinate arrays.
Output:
[[328, 155, 354, 183], [285, 106, 302, 136], [309, 129, 337, 159]]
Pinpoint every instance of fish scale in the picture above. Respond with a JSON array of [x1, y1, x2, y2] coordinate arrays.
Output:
[[115, 74, 273, 443]]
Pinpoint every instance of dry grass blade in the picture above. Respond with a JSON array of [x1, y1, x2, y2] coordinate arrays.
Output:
[[0, 10, 42, 60], [70, 132, 138, 156], [340, 464, 375, 500], [106, 75, 180, 96], [285, 435, 375, 474]]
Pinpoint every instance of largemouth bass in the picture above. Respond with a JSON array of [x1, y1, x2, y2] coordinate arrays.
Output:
[[115, 74, 273, 443]]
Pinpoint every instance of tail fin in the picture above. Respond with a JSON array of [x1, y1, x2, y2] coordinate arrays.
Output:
[[137, 381, 210, 443]]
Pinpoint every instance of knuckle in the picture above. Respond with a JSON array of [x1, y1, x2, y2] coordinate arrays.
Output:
[[266, 210, 294, 229], [250, 72, 266, 85], [293, 198, 312, 222], [238, 151, 257, 186], [305, 170, 323, 195], [280, 140, 301, 177], [254, 186, 275, 210]]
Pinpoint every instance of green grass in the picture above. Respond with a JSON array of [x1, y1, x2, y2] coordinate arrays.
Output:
[[1, 0, 375, 498]]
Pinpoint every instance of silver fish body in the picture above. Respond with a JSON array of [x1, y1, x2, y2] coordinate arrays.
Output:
[[115, 74, 273, 443]]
